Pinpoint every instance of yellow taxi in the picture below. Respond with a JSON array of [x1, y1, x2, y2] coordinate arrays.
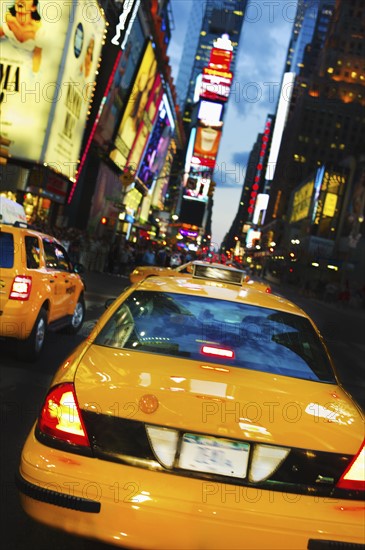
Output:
[[130, 260, 272, 293], [17, 262, 364, 548], [0, 198, 85, 360]]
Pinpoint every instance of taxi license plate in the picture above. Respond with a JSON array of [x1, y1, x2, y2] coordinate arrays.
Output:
[[178, 433, 249, 478]]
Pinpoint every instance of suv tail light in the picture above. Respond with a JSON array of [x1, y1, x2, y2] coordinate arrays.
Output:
[[38, 383, 90, 448], [336, 441, 365, 490], [9, 275, 32, 300]]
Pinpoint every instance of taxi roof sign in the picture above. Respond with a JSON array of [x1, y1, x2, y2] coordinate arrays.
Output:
[[0, 197, 27, 225], [192, 261, 246, 285]]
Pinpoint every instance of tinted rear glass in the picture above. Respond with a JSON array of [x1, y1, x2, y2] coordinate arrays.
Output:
[[0, 231, 14, 268], [95, 291, 335, 383]]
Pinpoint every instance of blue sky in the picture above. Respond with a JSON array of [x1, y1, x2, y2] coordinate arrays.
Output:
[[167, 0, 297, 246]]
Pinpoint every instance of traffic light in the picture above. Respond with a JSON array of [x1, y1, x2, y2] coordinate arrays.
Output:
[[100, 216, 109, 225], [0, 135, 11, 165]]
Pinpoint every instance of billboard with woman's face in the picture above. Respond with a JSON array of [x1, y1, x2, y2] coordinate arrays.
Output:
[[0, 0, 105, 177]]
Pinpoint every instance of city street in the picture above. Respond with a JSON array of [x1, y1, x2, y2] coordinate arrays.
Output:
[[1, 271, 364, 549]]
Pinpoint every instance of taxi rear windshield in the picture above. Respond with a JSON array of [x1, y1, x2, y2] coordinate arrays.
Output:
[[95, 290, 335, 383]]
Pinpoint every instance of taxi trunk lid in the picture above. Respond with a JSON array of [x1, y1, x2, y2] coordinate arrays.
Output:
[[75, 346, 364, 456]]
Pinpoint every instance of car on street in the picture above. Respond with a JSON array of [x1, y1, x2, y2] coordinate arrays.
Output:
[[17, 262, 364, 549], [0, 198, 86, 360]]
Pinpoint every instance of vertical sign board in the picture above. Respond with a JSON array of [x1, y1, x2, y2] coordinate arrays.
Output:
[[44, 0, 105, 178], [0, 0, 105, 179], [111, 42, 157, 171], [126, 72, 164, 169], [0, 0, 69, 161]]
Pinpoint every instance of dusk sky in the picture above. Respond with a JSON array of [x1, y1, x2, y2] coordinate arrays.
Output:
[[167, 0, 298, 247]]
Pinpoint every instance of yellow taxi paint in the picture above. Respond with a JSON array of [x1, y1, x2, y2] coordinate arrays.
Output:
[[73, 346, 363, 454], [18, 272, 365, 548], [20, 431, 365, 549]]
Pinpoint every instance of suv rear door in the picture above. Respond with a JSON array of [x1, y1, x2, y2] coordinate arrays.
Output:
[[0, 228, 16, 313], [42, 238, 77, 318]]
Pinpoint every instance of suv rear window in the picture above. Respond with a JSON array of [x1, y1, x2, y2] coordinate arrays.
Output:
[[0, 231, 14, 268], [95, 290, 336, 383], [25, 236, 41, 269]]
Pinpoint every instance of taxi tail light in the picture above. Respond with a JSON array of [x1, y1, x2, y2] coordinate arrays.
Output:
[[38, 383, 90, 448], [336, 441, 365, 490], [249, 444, 290, 482], [9, 275, 32, 300], [146, 425, 179, 468], [265, 287, 272, 294]]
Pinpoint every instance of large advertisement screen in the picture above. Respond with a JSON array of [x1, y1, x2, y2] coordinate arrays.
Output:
[[137, 98, 172, 188], [93, 15, 145, 149], [111, 42, 159, 170], [0, 0, 69, 161], [183, 167, 211, 202], [290, 181, 314, 223], [201, 69, 232, 102], [44, 0, 105, 177], [0, 0, 105, 177], [126, 72, 163, 169], [193, 120, 222, 163]]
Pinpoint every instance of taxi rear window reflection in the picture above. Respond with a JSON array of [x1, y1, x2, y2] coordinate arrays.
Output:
[[95, 290, 336, 383]]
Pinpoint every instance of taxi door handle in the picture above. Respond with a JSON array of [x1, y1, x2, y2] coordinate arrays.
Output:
[[49, 279, 55, 283], [64, 279, 69, 283]]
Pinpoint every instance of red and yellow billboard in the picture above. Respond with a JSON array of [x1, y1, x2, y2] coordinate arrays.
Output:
[[200, 36, 233, 103], [0, 0, 105, 178]]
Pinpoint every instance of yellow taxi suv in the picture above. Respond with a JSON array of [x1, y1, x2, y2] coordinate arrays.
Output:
[[0, 198, 85, 361], [17, 263, 364, 549]]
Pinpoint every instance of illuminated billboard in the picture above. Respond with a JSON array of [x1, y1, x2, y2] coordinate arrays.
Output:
[[193, 121, 223, 161], [137, 97, 173, 189], [94, 16, 146, 148], [0, 0, 105, 178], [209, 43, 232, 72], [126, 73, 164, 169], [197, 100, 223, 124], [290, 181, 314, 223], [264, 72, 295, 181], [200, 35, 233, 103], [183, 167, 211, 202], [311, 168, 346, 229], [201, 69, 232, 102], [45, 0, 105, 176], [111, 42, 159, 170], [252, 193, 269, 225]]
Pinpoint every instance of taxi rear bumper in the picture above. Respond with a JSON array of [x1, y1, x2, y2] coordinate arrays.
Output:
[[18, 431, 365, 550]]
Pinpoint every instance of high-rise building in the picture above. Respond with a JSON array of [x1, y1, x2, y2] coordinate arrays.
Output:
[[174, 0, 246, 127], [285, 0, 335, 76], [265, 0, 365, 225]]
